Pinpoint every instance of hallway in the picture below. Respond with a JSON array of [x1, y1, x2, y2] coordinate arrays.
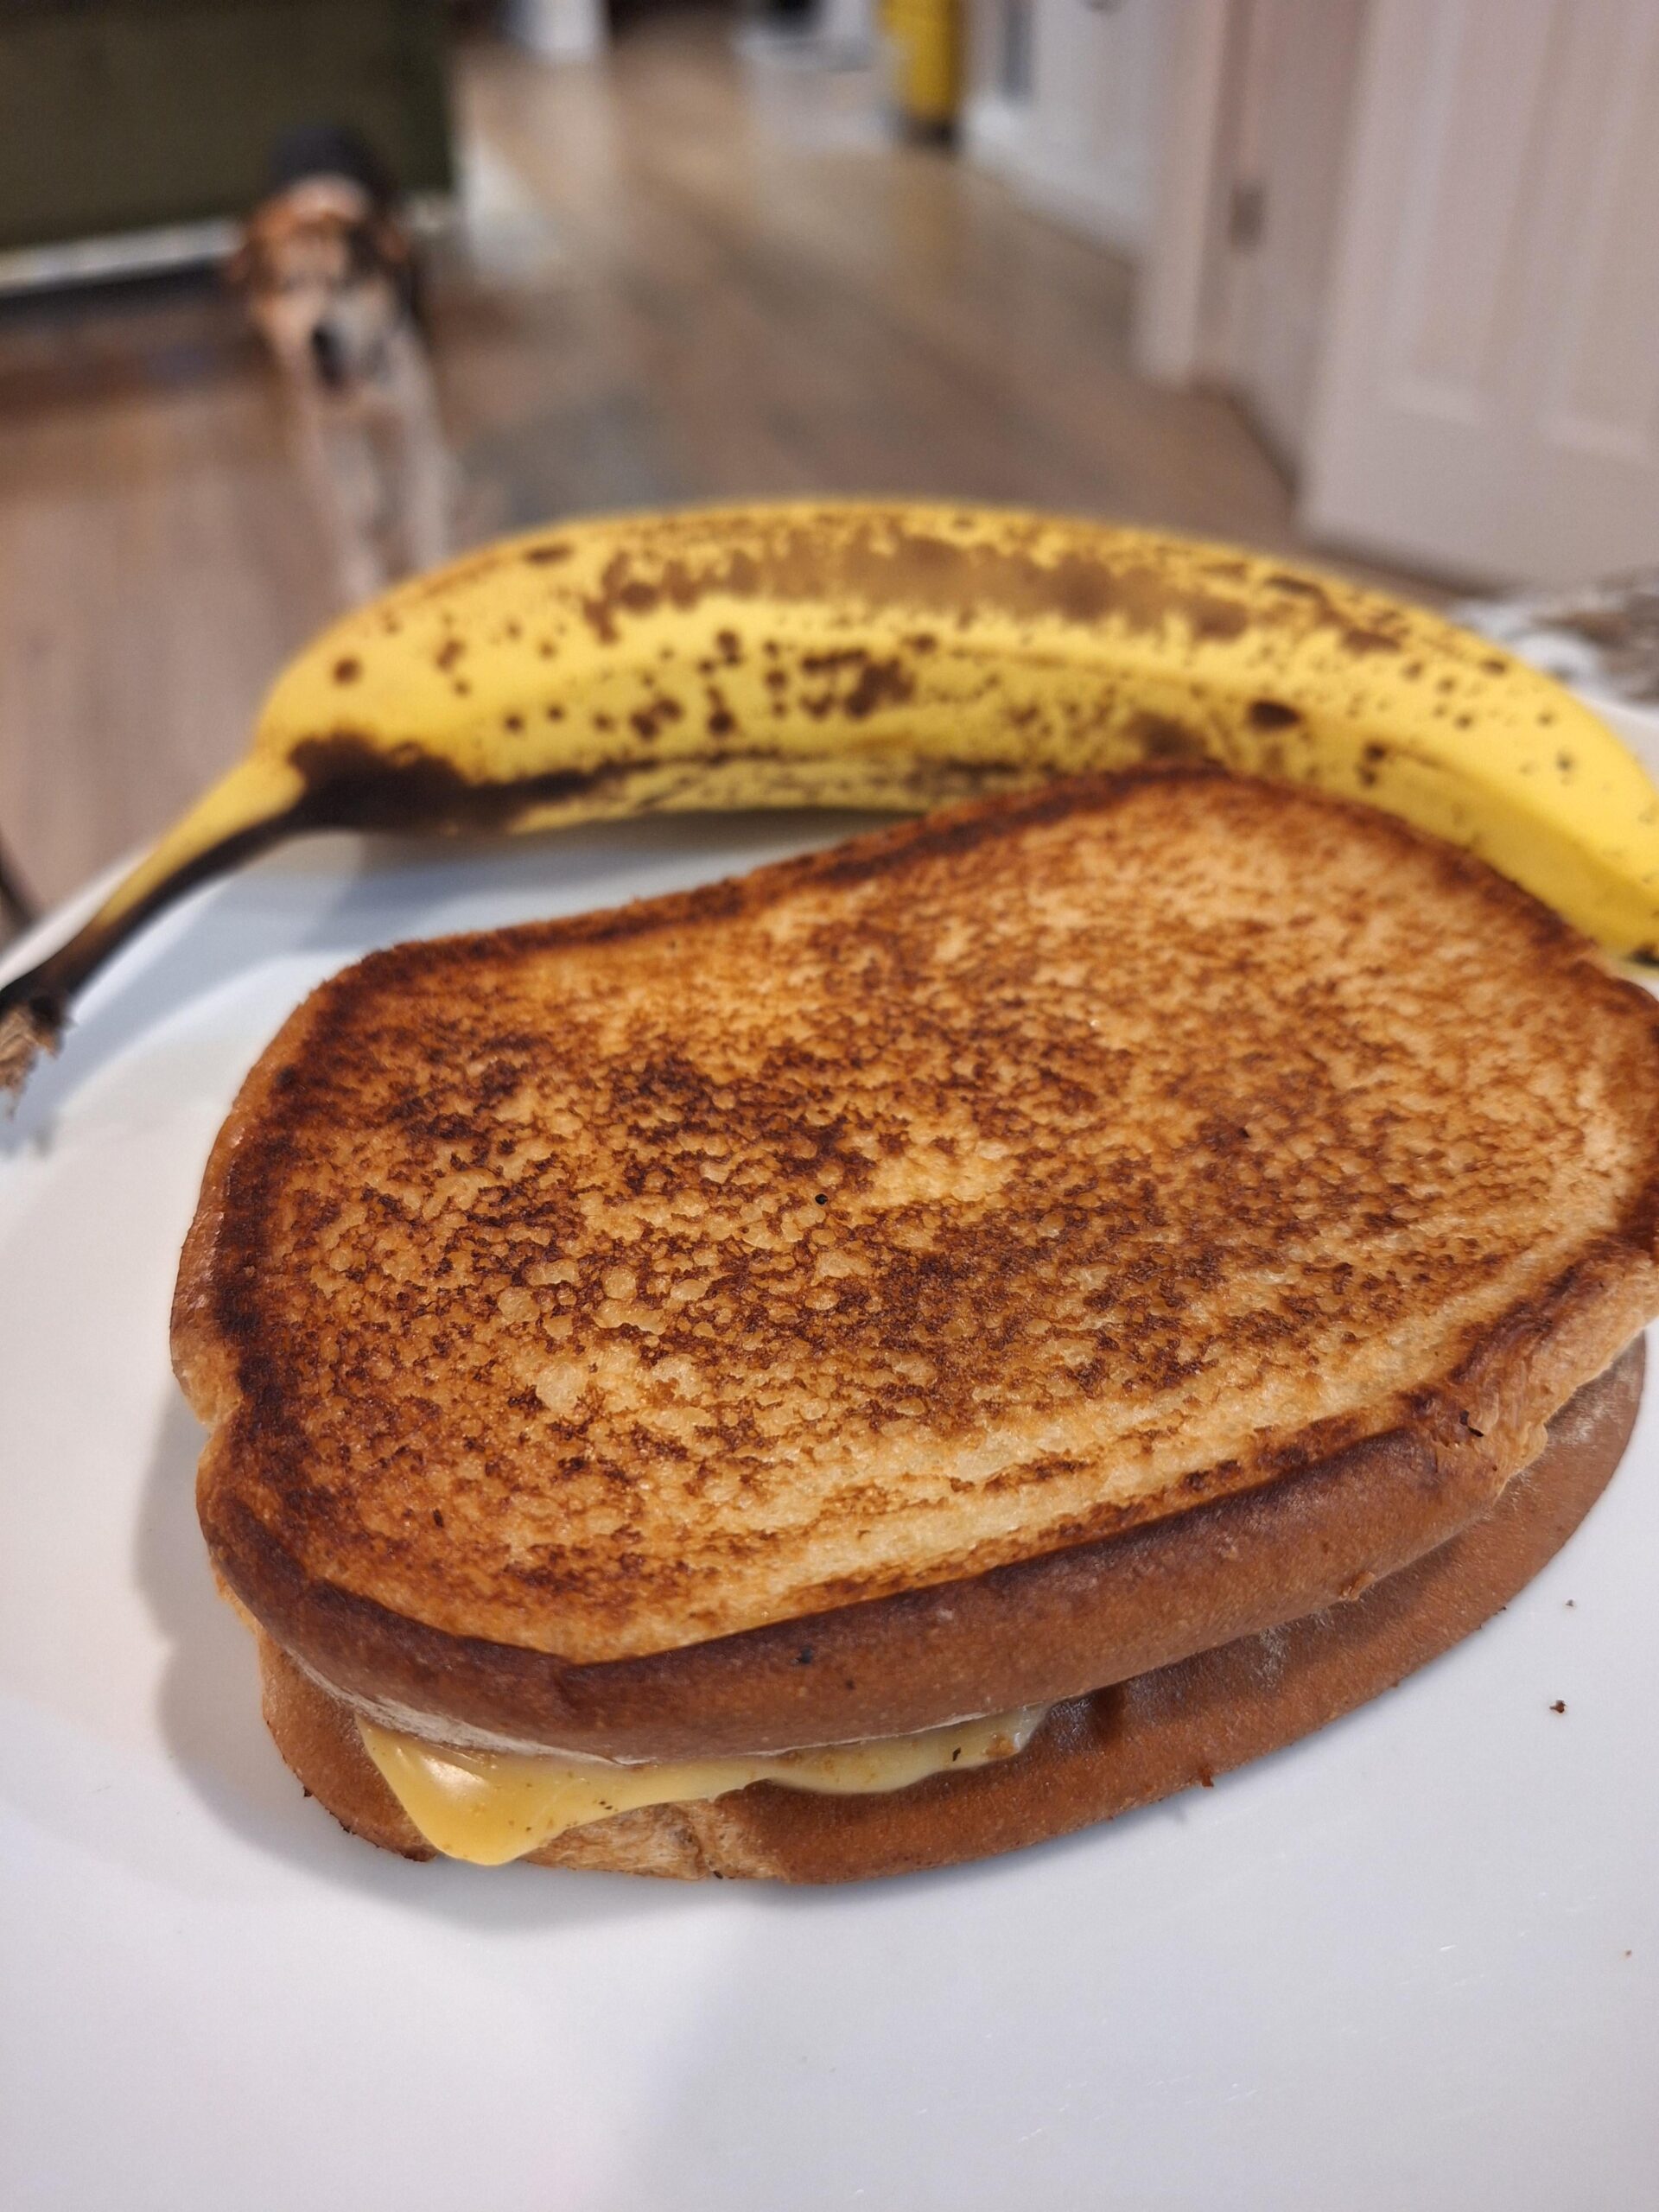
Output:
[[0, 16, 1395, 912]]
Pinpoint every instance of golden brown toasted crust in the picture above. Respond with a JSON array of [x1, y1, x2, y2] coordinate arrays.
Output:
[[213, 1293, 1635, 1764], [255, 1340, 1643, 1879], [175, 772, 1659, 1751]]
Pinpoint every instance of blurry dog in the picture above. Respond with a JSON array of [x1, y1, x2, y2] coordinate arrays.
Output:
[[231, 127, 450, 605]]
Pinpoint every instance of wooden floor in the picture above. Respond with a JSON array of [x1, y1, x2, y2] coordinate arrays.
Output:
[[0, 15, 1426, 919]]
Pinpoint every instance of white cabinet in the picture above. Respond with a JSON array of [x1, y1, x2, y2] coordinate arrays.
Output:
[[963, 0, 1168, 254]]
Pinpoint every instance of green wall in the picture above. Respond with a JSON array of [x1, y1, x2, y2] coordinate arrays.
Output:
[[0, 1, 453, 251]]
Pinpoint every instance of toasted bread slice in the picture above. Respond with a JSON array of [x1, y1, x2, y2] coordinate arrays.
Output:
[[253, 1343, 1643, 1880], [174, 771, 1659, 1756]]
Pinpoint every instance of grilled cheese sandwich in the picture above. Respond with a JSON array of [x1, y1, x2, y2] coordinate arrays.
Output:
[[176, 772, 1659, 1879]]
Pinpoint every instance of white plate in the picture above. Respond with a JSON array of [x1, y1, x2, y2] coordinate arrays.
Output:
[[2, 817, 1655, 2212]]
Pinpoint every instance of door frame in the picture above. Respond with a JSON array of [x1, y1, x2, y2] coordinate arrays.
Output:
[[1131, 0, 1245, 385]]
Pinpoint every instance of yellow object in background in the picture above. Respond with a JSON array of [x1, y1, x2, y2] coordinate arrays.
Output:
[[884, 0, 961, 133]]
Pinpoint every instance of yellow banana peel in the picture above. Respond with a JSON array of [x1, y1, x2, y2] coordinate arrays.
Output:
[[5, 502, 1657, 1098]]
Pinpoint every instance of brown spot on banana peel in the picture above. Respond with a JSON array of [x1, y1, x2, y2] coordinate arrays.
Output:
[[1264, 572, 1330, 601], [843, 658, 912, 719], [1247, 699, 1302, 732], [285, 734, 598, 831], [1125, 713, 1209, 765], [1260, 571, 1406, 658], [795, 648, 915, 720], [566, 528, 1259, 652], [499, 517, 1417, 665], [1357, 741, 1390, 791]]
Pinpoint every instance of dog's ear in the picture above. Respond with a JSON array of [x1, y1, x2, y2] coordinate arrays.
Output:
[[367, 215, 411, 271], [368, 213, 424, 326], [225, 230, 261, 290]]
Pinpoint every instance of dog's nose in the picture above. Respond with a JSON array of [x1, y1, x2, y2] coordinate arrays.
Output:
[[310, 323, 346, 388]]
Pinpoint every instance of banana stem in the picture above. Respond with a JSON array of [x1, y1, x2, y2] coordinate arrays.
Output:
[[0, 757, 303, 1103]]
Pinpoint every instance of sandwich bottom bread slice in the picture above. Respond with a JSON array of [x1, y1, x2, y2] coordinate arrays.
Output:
[[257, 1342, 1640, 1880], [173, 769, 1659, 1881]]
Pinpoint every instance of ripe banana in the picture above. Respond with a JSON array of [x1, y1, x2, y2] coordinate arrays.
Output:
[[5, 500, 1657, 1097]]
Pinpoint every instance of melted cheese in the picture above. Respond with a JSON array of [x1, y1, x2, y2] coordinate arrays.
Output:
[[359, 1707, 1048, 1865]]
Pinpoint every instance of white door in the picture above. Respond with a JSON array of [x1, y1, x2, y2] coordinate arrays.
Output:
[[1217, 0, 1369, 474], [1302, 0, 1659, 587]]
